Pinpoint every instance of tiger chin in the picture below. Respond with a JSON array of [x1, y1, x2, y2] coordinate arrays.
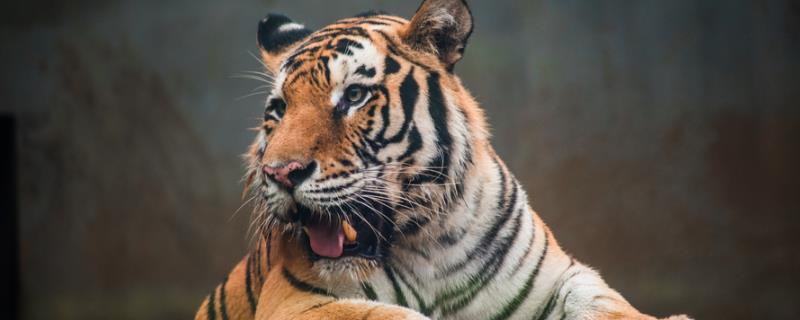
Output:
[[196, 0, 692, 319]]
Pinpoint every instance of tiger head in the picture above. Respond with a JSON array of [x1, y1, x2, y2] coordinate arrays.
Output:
[[246, 0, 486, 277]]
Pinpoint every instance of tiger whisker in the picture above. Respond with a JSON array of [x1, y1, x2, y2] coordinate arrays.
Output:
[[248, 50, 272, 74], [231, 74, 274, 85], [230, 193, 259, 222], [236, 91, 269, 101], [239, 69, 275, 79]]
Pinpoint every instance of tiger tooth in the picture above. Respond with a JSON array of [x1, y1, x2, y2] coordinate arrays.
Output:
[[342, 221, 358, 243]]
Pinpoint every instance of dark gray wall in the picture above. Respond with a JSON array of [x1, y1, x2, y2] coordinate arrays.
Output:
[[2, 0, 798, 319]]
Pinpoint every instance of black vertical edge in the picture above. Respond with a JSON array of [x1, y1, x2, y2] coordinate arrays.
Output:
[[1, 114, 19, 319]]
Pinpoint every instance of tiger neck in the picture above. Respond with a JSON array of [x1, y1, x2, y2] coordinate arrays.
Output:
[[391, 142, 518, 260], [372, 143, 546, 317]]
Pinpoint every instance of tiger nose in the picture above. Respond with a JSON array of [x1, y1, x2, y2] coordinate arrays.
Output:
[[263, 160, 317, 189]]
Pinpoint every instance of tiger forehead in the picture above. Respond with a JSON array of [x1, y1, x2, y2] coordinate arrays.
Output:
[[279, 16, 406, 82]]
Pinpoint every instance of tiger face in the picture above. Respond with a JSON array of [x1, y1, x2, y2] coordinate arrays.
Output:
[[246, 0, 479, 277]]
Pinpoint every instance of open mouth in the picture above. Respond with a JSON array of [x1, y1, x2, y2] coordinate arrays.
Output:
[[296, 204, 388, 261]]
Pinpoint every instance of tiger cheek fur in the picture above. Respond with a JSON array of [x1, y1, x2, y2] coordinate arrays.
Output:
[[198, 1, 692, 320]]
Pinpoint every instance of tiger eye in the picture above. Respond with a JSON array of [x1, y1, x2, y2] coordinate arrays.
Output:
[[346, 86, 365, 103]]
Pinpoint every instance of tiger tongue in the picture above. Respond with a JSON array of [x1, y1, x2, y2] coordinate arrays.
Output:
[[305, 220, 344, 258]]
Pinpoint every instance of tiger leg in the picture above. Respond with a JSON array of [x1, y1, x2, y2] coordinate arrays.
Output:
[[543, 263, 692, 320]]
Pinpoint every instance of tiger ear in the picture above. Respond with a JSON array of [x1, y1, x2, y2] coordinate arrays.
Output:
[[402, 0, 474, 71], [257, 13, 312, 73]]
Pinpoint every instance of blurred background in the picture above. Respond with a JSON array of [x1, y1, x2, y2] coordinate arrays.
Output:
[[2, 0, 799, 319]]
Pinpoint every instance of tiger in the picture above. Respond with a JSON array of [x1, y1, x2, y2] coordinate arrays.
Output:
[[196, 0, 691, 319]]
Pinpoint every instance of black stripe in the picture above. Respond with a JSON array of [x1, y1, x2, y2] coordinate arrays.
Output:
[[254, 234, 263, 284], [478, 179, 520, 256], [439, 206, 524, 316], [375, 30, 432, 71], [338, 158, 354, 167], [320, 56, 331, 85], [313, 168, 354, 183], [364, 86, 390, 145], [371, 101, 391, 150], [510, 212, 536, 275], [316, 26, 370, 39], [542, 267, 582, 320], [207, 288, 216, 320], [449, 108, 473, 203], [384, 266, 409, 307], [426, 72, 452, 182], [283, 46, 318, 71], [282, 267, 338, 298], [496, 159, 510, 212], [435, 227, 465, 251], [408, 73, 451, 184], [305, 178, 359, 194], [361, 282, 378, 300], [285, 56, 307, 73], [384, 56, 401, 75], [300, 36, 330, 48], [489, 232, 550, 320], [354, 140, 381, 166], [334, 38, 364, 55], [265, 98, 286, 119], [372, 16, 408, 25], [536, 287, 561, 320], [361, 119, 375, 135], [301, 300, 336, 314], [436, 184, 483, 247], [253, 242, 262, 282], [265, 231, 272, 275], [355, 65, 377, 78], [440, 160, 510, 276], [384, 68, 418, 143], [219, 277, 229, 320], [355, 18, 391, 26], [488, 208, 525, 267], [286, 70, 310, 87], [394, 266, 432, 316], [245, 254, 257, 315], [392, 256, 426, 290], [309, 67, 323, 87], [397, 125, 423, 161]]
